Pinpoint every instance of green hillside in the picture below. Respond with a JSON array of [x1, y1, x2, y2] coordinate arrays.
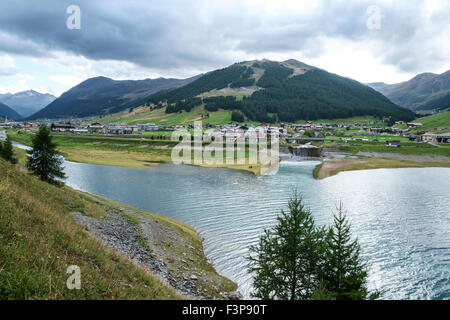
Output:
[[373, 71, 450, 111], [98, 105, 232, 126], [0, 158, 181, 299], [415, 111, 450, 130], [0, 156, 236, 299], [144, 60, 416, 123], [28, 76, 199, 120]]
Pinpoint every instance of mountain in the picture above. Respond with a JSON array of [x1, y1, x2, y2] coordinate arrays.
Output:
[[0, 102, 22, 120], [368, 71, 450, 111], [366, 82, 388, 91], [28, 76, 200, 120], [418, 92, 450, 111], [0, 90, 56, 118], [144, 59, 415, 123]]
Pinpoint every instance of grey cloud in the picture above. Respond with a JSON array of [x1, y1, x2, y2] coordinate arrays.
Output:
[[0, 0, 448, 74]]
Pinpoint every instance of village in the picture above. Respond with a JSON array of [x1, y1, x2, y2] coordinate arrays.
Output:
[[1, 116, 449, 147]]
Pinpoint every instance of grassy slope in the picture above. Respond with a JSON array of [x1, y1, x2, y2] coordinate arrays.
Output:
[[415, 111, 450, 130], [0, 156, 237, 299], [0, 159, 180, 299], [97, 105, 392, 130], [295, 116, 384, 126], [97, 105, 232, 126]]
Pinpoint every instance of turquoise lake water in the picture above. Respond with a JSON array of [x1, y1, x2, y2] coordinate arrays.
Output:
[[61, 160, 450, 300]]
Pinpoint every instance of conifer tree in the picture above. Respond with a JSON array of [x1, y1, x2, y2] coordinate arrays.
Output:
[[0, 136, 17, 164], [247, 192, 325, 300], [27, 125, 66, 183], [248, 195, 376, 300], [320, 202, 373, 300]]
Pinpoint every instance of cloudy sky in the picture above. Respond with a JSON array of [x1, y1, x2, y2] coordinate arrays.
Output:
[[0, 0, 449, 96]]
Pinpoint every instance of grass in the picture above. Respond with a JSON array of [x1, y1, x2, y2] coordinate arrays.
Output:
[[81, 193, 238, 297], [314, 156, 450, 179], [0, 158, 181, 299], [197, 88, 255, 101], [8, 130, 176, 168], [7, 130, 264, 174], [99, 107, 390, 128], [338, 140, 450, 158], [414, 111, 450, 131], [295, 116, 385, 126], [0, 156, 237, 299], [96, 105, 234, 126]]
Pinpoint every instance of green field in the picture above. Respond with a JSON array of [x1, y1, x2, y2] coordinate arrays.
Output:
[[339, 140, 450, 158], [97, 105, 233, 126], [197, 87, 256, 101], [295, 116, 385, 126], [7, 130, 264, 174], [97, 104, 394, 128], [415, 111, 450, 130]]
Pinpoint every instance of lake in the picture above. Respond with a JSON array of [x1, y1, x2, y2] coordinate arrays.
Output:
[[63, 160, 450, 300], [13, 142, 450, 299]]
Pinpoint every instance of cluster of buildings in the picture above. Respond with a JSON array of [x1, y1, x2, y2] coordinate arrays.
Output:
[[50, 122, 163, 135], [49, 121, 288, 142], [201, 124, 287, 142], [0, 116, 41, 129], [284, 120, 449, 144], [421, 132, 450, 144], [2, 117, 449, 145]]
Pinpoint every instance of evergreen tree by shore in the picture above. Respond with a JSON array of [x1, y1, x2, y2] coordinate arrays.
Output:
[[247, 192, 377, 300], [27, 125, 66, 184]]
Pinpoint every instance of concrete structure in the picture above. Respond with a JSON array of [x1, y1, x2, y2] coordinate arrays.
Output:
[[422, 132, 450, 143]]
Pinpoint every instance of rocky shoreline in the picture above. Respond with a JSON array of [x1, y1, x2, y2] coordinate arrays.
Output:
[[71, 193, 240, 300]]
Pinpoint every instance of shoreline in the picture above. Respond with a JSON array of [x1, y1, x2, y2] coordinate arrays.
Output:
[[8, 130, 262, 175], [70, 190, 239, 300], [313, 155, 450, 179], [8, 143, 240, 299]]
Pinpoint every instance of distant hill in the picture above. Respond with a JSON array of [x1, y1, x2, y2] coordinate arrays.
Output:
[[28, 76, 200, 120], [366, 82, 388, 91], [0, 102, 22, 120], [369, 71, 450, 111], [145, 59, 415, 123], [0, 90, 56, 118], [418, 92, 450, 111], [415, 111, 450, 130]]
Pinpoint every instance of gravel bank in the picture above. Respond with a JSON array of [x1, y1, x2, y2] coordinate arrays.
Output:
[[70, 194, 238, 300]]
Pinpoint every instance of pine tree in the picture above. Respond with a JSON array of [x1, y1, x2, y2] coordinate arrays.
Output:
[[0, 136, 17, 164], [320, 202, 372, 300], [247, 192, 325, 300], [247, 194, 378, 300], [27, 125, 66, 183]]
